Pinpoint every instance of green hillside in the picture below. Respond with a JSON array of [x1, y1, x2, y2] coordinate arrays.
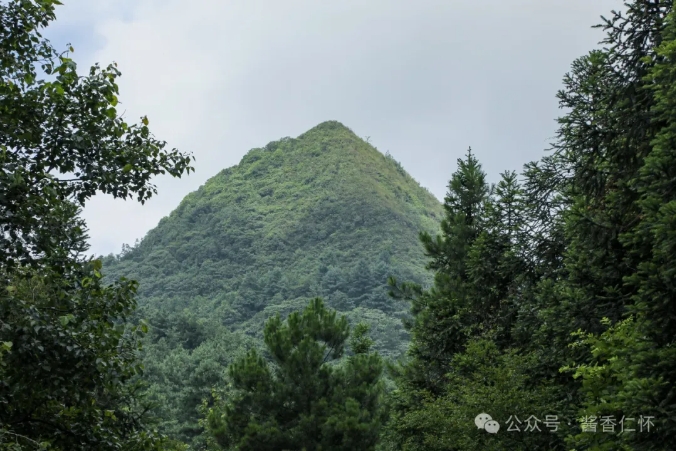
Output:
[[101, 120, 443, 446], [7, 2, 676, 449]]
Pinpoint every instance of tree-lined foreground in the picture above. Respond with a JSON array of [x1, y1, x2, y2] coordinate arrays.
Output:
[[3, 0, 676, 450], [0, 0, 193, 449], [383, 2, 676, 449]]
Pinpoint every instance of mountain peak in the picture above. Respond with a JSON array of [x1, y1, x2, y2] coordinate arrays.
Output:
[[292, 120, 359, 144], [102, 121, 443, 444], [302, 120, 354, 134], [105, 120, 443, 354]]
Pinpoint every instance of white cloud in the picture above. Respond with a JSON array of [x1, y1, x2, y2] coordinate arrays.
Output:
[[46, 0, 620, 256]]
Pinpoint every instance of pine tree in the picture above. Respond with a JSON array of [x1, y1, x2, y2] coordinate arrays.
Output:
[[385, 3, 676, 450], [385, 149, 486, 428], [206, 298, 385, 451], [383, 154, 563, 450], [388, 148, 490, 394]]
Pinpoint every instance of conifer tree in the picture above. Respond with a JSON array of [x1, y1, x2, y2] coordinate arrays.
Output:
[[206, 298, 385, 451], [387, 3, 676, 450], [556, 2, 676, 448], [384, 154, 562, 450], [390, 148, 491, 395]]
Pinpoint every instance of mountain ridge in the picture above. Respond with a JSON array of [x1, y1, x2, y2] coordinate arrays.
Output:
[[108, 120, 442, 308], [100, 120, 444, 446]]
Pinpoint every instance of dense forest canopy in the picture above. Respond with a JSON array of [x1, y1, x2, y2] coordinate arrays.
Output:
[[2, 0, 676, 450], [99, 119, 445, 447], [0, 0, 193, 449]]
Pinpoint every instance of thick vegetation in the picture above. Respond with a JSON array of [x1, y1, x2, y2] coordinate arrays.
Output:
[[0, 0, 193, 449], [384, 2, 676, 450], [206, 298, 386, 451], [3, 0, 676, 450], [100, 120, 444, 446]]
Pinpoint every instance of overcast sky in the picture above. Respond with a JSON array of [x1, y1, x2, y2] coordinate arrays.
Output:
[[44, 0, 621, 257]]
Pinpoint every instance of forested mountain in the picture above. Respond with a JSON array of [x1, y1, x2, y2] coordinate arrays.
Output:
[[100, 120, 443, 446], [5, 1, 676, 450]]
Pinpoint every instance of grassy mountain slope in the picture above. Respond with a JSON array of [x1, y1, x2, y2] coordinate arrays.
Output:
[[101, 120, 443, 446]]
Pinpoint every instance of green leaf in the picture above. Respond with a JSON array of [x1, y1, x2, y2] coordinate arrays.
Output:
[[59, 314, 74, 327]]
